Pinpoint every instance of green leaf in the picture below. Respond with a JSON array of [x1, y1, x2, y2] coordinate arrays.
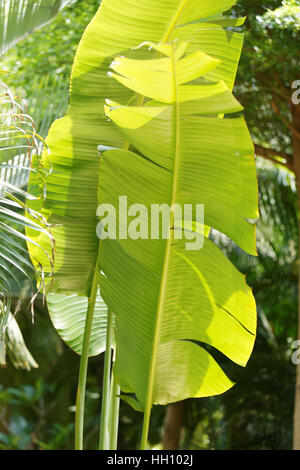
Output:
[[0, 84, 53, 332], [98, 40, 257, 409], [47, 290, 109, 356], [28, 0, 246, 296], [3, 312, 38, 370], [26, 0, 257, 411], [0, 194, 53, 332]]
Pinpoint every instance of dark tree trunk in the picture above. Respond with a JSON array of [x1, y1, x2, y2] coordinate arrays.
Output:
[[162, 401, 184, 450]]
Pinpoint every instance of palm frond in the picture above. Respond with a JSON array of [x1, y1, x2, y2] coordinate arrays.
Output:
[[0, 83, 53, 333], [24, 74, 69, 139], [256, 159, 297, 262], [0, 0, 75, 56]]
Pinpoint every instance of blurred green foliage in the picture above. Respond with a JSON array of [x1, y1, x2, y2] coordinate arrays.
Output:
[[234, 0, 299, 155], [0, 0, 299, 450]]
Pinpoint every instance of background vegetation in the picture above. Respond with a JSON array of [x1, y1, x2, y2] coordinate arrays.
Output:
[[0, 0, 299, 449]]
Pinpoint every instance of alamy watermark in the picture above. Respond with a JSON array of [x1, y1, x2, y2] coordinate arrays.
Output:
[[96, 196, 204, 251]]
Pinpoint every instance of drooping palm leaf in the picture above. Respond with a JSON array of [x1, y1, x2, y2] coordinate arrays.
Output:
[[0, 82, 40, 190], [0, 194, 53, 332], [0, 77, 69, 256], [0, 74, 69, 193], [0, 0, 75, 56], [0, 3, 72, 368], [0, 83, 53, 332], [0, 311, 38, 370]]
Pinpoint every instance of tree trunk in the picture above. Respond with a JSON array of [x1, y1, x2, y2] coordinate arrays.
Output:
[[292, 101, 300, 450], [162, 401, 184, 450]]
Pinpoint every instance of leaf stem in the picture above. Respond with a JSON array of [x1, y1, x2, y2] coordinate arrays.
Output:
[[99, 308, 114, 449], [140, 401, 151, 450], [75, 244, 101, 450], [140, 43, 180, 450], [108, 365, 120, 450]]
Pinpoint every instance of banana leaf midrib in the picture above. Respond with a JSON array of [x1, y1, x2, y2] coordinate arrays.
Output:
[[123, 0, 192, 146], [117, 3, 213, 414], [141, 44, 182, 434], [97, 1, 190, 292], [162, 0, 190, 43]]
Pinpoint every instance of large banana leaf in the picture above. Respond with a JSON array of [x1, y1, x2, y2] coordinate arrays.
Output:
[[28, 0, 248, 297], [98, 41, 257, 409], [0, 0, 74, 56], [27, 0, 257, 411]]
